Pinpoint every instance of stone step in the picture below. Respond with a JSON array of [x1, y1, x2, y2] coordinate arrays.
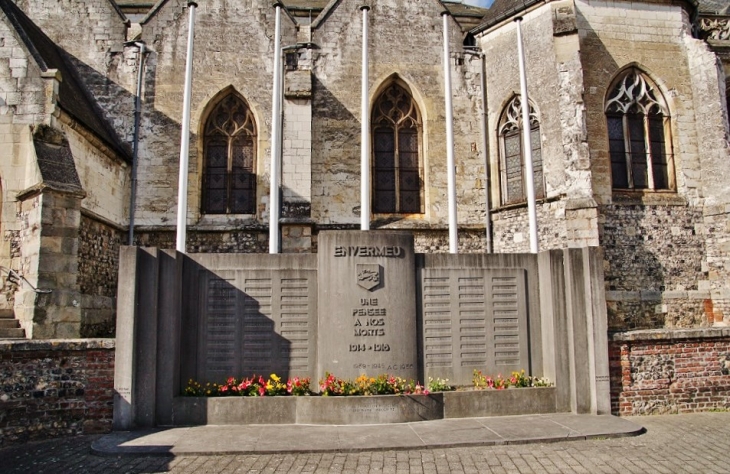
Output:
[[0, 309, 14, 319], [0, 319, 19, 328], [0, 327, 25, 339]]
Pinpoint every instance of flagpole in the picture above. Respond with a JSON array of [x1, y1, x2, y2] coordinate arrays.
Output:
[[515, 16, 539, 253], [360, 5, 371, 231], [442, 11, 458, 254], [269, 3, 282, 253], [176, 1, 197, 253]]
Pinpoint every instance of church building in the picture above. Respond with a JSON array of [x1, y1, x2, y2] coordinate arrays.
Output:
[[0, 0, 728, 350]]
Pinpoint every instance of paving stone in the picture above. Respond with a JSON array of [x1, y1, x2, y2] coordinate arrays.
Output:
[[1, 413, 730, 473]]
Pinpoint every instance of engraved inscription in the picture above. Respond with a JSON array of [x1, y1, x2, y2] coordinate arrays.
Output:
[[334, 246, 403, 257], [205, 279, 236, 375], [350, 295, 390, 349]]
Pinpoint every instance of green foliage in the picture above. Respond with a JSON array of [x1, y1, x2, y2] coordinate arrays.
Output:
[[427, 377, 455, 392], [184, 374, 312, 397], [473, 369, 553, 390]]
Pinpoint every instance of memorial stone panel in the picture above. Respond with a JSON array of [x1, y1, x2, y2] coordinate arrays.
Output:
[[195, 267, 317, 384], [317, 231, 418, 381], [420, 268, 529, 386]]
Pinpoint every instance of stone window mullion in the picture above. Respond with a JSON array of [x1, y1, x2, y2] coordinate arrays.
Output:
[[605, 68, 673, 192], [643, 115, 655, 190], [622, 115, 633, 189]]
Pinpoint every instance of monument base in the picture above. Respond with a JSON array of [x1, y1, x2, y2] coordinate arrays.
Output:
[[169, 388, 558, 426]]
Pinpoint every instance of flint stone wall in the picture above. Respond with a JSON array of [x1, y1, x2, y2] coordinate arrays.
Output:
[[0, 339, 115, 448], [601, 202, 708, 330], [609, 328, 730, 415]]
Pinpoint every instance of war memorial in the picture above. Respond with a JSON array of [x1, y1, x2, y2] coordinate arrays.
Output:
[[113, 231, 610, 427], [1, 0, 730, 446]]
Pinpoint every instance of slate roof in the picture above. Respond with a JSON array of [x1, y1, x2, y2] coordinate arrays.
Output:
[[0, 0, 131, 162], [281, 0, 331, 10], [280, 0, 488, 28], [698, 0, 729, 14], [33, 125, 85, 194], [472, 0, 541, 32]]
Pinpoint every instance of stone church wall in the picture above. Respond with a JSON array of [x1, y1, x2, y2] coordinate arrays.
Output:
[[12, 0, 136, 148], [684, 33, 730, 326], [136, 0, 298, 229], [576, 0, 729, 329], [77, 216, 121, 337], [601, 202, 707, 329], [478, 2, 595, 253], [310, 0, 485, 228], [59, 120, 130, 227]]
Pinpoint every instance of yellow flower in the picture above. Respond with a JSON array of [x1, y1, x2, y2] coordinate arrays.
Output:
[[271, 374, 280, 382]]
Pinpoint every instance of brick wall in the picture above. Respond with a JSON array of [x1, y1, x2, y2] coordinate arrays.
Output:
[[0, 339, 115, 447], [609, 328, 730, 416]]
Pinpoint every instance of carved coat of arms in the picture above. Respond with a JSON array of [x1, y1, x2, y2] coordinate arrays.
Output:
[[356, 264, 381, 291]]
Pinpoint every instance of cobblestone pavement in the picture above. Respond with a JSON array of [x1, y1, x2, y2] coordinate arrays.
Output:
[[1, 413, 729, 474]]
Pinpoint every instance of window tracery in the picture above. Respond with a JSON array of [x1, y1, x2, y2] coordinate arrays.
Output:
[[498, 95, 544, 206], [371, 83, 423, 214], [202, 95, 257, 214], [605, 69, 673, 191]]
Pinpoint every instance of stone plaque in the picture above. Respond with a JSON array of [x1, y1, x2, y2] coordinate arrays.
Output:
[[420, 268, 529, 386], [317, 231, 418, 381], [196, 268, 317, 384]]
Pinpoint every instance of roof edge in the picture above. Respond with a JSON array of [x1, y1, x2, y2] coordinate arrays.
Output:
[[310, 0, 340, 29], [105, 0, 132, 26], [0, 0, 49, 71], [470, 0, 543, 35], [140, 0, 170, 25]]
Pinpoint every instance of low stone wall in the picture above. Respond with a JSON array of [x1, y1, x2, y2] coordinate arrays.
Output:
[[609, 328, 730, 416], [170, 387, 557, 426], [0, 339, 115, 448]]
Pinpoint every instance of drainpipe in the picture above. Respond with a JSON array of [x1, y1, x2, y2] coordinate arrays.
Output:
[[464, 46, 492, 253], [127, 41, 149, 246], [360, 5, 370, 231], [176, 1, 197, 254], [269, 2, 282, 254], [442, 11, 458, 254], [515, 16, 539, 254]]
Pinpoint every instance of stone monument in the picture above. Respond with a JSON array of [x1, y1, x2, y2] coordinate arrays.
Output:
[[317, 231, 418, 381]]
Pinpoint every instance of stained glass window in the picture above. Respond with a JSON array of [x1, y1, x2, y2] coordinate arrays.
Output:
[[202, 95, 257, 214], [371, 84, 423, 214], [498, 95, 544, 206], [605, 69, 673, 191]]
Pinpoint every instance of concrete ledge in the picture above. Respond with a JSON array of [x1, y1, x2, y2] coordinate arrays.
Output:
[[443, 387, 556, 418], [0, 338, 115, 352], [610, 328, 730, 342], [168, 389, 558, 426], [172, 397, 297, 425], [171, 394, 444, 426], [296, 393, 444, 424]]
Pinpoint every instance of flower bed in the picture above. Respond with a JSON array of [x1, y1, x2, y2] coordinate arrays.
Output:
[[172, 370, 557, 426]]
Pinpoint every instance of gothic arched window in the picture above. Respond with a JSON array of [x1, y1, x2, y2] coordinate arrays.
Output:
[[202, 95, 257, 214], [371, 83, 423, 214], [498, 95, 544, 206], [605, 69, 673, 190]]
